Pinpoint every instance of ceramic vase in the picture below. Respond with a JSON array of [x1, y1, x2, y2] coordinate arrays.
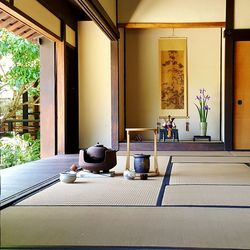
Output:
[[134, 154, 150, 173], [200, 122, 207, 136]]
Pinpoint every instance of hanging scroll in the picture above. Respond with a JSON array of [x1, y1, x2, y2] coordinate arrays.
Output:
[[159, 38, 188, 117]]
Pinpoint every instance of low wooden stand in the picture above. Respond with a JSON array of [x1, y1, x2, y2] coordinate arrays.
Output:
[[193, 135, 211, 141], [125, 128, 159, 176]]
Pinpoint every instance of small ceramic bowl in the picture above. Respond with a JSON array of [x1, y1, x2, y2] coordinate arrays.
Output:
[[60, 172, 76, 183], [123, 170, 136, 180]]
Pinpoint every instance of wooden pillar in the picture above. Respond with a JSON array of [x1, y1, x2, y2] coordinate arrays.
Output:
[[40, 38, 56, 158], [111, 40, 119, 150], [56, 41, 66, 155]]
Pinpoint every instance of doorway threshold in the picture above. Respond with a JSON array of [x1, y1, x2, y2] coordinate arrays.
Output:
[[118, 141, 225, 151]]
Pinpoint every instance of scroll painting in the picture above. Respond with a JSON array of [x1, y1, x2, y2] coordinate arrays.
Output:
[[159, 38, 187, 117]]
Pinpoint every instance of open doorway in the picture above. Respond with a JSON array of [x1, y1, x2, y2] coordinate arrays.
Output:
[[0, 8, 56, 168]]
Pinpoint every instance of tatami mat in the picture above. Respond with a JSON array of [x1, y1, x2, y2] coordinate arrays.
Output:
[[230, 151, 250, 157], [3, 155, 250, 249], [172, 156, 250, 163], [17, 175, 164, 206], [170, 163, 250, 185], [1, 206, 250, 249], [162, 185, 250, 206]]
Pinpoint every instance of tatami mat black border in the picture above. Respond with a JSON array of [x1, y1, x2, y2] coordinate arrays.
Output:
[[1, 246, 248, 250], [162, 204, 250, 209], [156, 156, 173, 206]]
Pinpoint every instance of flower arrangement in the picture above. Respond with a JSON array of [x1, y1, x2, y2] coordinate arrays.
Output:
[[195, 88, 210, 123]]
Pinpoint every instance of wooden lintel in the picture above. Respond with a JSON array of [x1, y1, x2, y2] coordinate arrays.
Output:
[[118, 22, 226, 29]]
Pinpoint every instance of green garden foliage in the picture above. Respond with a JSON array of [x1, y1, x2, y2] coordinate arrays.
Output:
[[0, 28, 40, 126], [0, 132, 40, 169], [0, 29, 40, 168], [0, 28, 39, 89]]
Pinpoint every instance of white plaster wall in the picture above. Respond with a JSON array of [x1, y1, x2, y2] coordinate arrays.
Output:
[[125, 28, 223, 140], [78, 21, 111, 148], [235, 0, 250, 28], [118, 0, 226, 23]]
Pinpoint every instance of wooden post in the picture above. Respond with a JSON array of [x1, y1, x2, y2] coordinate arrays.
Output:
[[22, 92, 28, 133], [153, 129, 159, 174], [126, 130, 130, 170], [125, 128, 159, 175]]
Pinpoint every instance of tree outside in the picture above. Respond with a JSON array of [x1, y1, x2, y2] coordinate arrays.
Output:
[[0, 28, 40, 168]]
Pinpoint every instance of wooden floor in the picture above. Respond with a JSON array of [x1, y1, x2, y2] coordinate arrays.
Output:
[[0, 154, 79, 208]]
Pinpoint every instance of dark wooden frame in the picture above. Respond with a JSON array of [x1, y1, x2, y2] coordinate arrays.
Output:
[[118, 22, 225, 29], [111, 41, 119, 150], [224, 0, 235, 151], [224, 0, 250, 150], [4, 0, 238, 152], [72, 0, 119, 41], [1, 0, 84, 154], [38, 0, 90, 29], [117, 22, 226, 151]]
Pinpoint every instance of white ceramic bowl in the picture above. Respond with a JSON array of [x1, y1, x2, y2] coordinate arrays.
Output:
[[60, 172, 76, 183], [123, 170, 136, 180]]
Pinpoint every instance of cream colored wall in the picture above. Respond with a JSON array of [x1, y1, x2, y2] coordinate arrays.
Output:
[[66, 25, 76, 47], [78, 21, 112, 148], [98, 0, 117, 25], [118, 0, 225, 23], [235, 0, 250, 28], [125, 28, 223, 140], [14, 0, 61, 37]]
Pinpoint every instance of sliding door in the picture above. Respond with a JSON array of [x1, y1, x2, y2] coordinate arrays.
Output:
[[233, 41, 250, 149]]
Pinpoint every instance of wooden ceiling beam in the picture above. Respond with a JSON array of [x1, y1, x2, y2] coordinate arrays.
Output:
[[22, 29, 36, 39], [28, 32, 42, 41], [0, 11, 9, 20], [7, 21, 24, 32], [118, 22, 226, 29], [14, 25, 29, 36], [0, 8, 42, 44], [0, 17, 16, 28]]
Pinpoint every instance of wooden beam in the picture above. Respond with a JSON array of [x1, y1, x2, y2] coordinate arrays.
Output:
[[0, 16, 15, 28], [0, 11, 9, 20], [28, 32, 42, 41], [118, 22, 226, 29], [7, 20, 24, 31], [73, 0, 119, 40], [14, 25, 29, 35], [22, 29, 36, 39]]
